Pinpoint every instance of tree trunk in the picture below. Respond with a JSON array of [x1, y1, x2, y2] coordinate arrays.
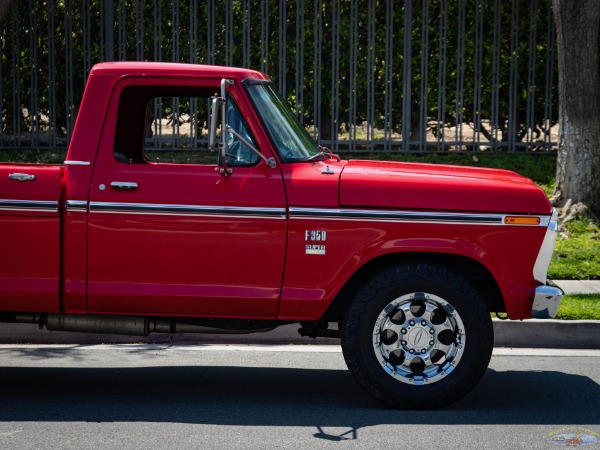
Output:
[[551, 0, 600, 218]]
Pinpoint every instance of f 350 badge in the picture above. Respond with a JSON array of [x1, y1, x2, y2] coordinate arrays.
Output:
[[305, 229, 327, 255]]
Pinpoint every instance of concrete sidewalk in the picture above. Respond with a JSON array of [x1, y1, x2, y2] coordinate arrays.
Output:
[[554, 280, 600, 294]]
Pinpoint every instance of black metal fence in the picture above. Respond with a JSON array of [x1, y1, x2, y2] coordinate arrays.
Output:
[[0, 0, 557, 154]]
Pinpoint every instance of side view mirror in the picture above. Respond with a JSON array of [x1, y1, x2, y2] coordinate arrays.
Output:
[[209, 78, 276, 176], [208, 79, 234, 175], [208, 95, 221, 152]]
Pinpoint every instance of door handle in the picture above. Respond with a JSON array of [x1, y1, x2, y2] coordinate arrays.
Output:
[[8, 173, 36, 182], [111, 181, 138, 191]]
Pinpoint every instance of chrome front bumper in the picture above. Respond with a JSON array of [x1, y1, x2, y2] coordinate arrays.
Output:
[[531, 209, 563, 319], [532, 281, 564, 319]]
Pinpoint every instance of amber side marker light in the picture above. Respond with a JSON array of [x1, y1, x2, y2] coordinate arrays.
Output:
[[504, 216, 541, 225]]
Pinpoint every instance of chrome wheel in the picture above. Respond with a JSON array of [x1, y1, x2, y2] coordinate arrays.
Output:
[[342, 263, 493, 408], [372, 292, 466, 385]]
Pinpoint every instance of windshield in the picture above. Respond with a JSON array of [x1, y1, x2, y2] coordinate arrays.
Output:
[[245, 82, 320, 161]]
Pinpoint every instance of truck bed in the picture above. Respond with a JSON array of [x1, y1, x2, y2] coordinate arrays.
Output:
[[0, 163, 63, 312]]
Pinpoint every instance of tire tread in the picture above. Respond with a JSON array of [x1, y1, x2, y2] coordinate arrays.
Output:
[[341, 262, 494, 409]]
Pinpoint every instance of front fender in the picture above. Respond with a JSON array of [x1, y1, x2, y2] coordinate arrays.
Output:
[[278, 214, 547, 321]]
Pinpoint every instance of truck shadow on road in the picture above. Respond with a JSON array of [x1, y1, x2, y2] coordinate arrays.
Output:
[[0, 364, 597, 428]]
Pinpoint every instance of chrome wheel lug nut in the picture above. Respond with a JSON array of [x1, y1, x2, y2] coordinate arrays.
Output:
[[421, 320, 427, 326], [401, 340, 407, 346], [421, 349, 426, 354], [401, 328, 407, 335], [409, 320, 415, 326], [429, 329, 435, 334], [429, 340, 434, 346], [409, 349, 415, 354]]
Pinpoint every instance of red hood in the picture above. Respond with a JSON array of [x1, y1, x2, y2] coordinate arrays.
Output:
[[339, 160, 552, 214]]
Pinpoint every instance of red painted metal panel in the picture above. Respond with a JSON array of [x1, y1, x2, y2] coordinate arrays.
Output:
[[0, 164, 62, 312], [340, 160, 553, 215], [86, 76, 287, 318], [278, 160, 345, 207], [89, 62, 269, 82], [278, 217, 547, 321], [61, 197, 89, 314]]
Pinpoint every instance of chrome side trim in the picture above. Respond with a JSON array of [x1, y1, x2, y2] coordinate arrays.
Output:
[[64, 160, 91, 166], [290, 207, 502, 224], [533, 208, 559, 283], [65, 200, 88, 211], [89, 202, 287, 218], [532, 281, 564, 319], [0, 199, 58, 213], [538, 216, 551, 227], [290, 207, 550, 226]]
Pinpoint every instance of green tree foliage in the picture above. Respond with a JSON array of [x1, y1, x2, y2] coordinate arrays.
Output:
[[0, 0, 557, 151]]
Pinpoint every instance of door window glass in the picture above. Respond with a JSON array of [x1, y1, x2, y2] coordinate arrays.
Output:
[[113, 85, 259, 166]]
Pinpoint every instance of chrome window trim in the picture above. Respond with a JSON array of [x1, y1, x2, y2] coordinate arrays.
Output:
[[89, 201, 287, 219], [65, 200, 88, 211], [289, 207, 550, 226], [0, 199, 58, 213], [64, 160, 91, 166]]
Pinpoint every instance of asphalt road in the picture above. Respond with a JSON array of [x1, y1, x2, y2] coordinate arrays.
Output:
[[0, 344, 598, 449]]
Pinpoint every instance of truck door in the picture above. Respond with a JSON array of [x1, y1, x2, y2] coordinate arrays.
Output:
[[86, 78, 287, 319]]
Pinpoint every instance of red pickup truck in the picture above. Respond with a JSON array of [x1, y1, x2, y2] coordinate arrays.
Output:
[[0, 62, 562, 408]]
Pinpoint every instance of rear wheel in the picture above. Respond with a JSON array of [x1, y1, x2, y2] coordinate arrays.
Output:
[[341, 263, 494, 409]]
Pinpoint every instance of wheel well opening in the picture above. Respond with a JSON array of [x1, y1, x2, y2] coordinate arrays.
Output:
[[323, 253, 505, 322]]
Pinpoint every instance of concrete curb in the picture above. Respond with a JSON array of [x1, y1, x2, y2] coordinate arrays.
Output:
[[0, 319, 598, 349], [492, 319, 600, 349]]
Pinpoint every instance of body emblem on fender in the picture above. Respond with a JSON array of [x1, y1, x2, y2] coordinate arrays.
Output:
[[305, 229, 327, 255]]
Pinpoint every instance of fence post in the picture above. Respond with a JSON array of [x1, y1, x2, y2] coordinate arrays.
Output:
[[402, 0, 413, 153], [0, 1, 559, 155], [105, 0, 114, 62]]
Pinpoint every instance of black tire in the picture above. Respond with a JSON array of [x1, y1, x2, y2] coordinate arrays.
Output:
[[341, 262, 494, 409]]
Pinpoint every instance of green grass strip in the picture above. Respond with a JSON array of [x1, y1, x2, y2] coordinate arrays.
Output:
[[555, 294, 600, 320], [548, 218, 600, 280], [493, 294, 600, 320]]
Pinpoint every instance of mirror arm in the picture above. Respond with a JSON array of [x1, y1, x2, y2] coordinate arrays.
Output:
[[225, 125, 277, 169], [214, 78, 275, 174], [218, 143, 232, 176]]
